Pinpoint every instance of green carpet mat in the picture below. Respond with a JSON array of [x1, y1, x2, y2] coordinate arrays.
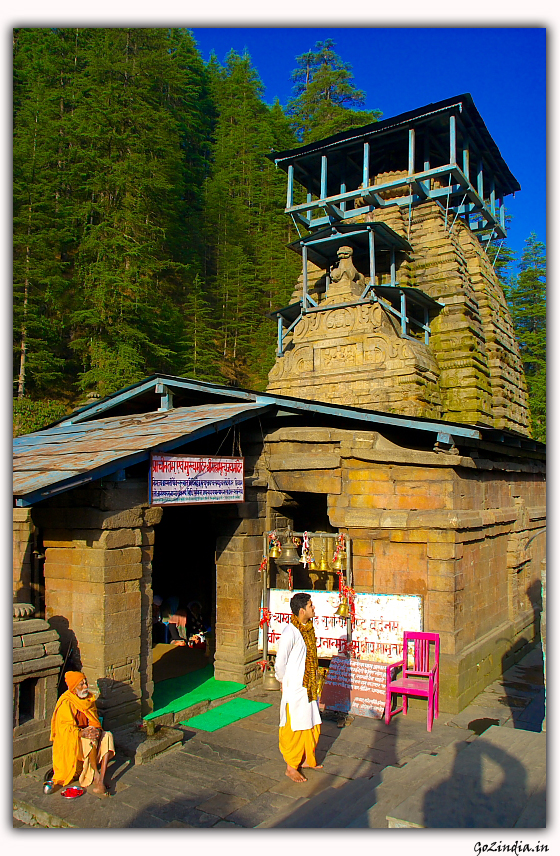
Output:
[[181, 698, 272, 732], [145, 665, 246, 720]]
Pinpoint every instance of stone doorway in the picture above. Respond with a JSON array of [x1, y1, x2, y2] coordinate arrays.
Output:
[[150, 504, 217, 684]]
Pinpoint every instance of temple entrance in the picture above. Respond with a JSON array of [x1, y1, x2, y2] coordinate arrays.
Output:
[[272, 492, 338, 591], [151, 504, 217, 684]]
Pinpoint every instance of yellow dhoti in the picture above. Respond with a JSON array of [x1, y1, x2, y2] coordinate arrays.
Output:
[[77, 730, 115, 787], [279, 703, 321, 769]]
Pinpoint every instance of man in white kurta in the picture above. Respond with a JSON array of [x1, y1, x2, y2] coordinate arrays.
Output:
[[275, 592, 322, 782]]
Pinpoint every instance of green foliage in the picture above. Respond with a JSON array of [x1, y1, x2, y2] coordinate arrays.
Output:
[[13, 398, 68, 436], [504, 233, 546, 442], [286, 39, 382, 143], [203, 50, 300, 388], [13, 31, 379, 403]]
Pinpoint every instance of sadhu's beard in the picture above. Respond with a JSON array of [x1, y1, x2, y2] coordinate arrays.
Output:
[[75, 688, 89, 699]]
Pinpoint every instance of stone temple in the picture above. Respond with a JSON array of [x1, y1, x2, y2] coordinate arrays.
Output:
[[13, 95, 545, 774]]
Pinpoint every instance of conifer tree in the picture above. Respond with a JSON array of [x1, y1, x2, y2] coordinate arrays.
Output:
[[67, 28, 207, 396], [203, 51, 300, 388], [13, 28, 82, 399], [505, 233, 546, 442], [287, 39, 382, 143]]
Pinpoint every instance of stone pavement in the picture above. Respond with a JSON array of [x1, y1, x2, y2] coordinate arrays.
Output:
[[13, 646, 545, 829]]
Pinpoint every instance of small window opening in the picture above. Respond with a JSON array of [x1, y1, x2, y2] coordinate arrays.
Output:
[[15, 677, 37, 726]]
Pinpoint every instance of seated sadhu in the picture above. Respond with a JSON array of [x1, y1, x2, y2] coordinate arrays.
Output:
[[49, 671, 115, 796]]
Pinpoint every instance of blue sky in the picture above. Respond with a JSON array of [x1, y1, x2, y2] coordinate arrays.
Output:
[[191, 27, 546, 268]]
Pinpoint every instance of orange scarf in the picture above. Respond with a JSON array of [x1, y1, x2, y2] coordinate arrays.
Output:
[[50, 691, 101, 786]]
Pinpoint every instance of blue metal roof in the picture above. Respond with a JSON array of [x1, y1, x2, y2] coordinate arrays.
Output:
[[49, 374, 483, 441], [15, 373, 542, 507], [14, 401, 271, 506]]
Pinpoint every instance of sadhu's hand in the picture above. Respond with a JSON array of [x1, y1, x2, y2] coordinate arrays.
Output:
[[80, 726, 101, 740]]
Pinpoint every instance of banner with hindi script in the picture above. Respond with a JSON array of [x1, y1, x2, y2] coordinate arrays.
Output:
[[259, 589, 422, 663], [259, 590, 347, 659], [150, 454, 244, 506]]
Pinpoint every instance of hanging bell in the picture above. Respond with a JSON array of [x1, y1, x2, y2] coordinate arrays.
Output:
[[269, 542, 281, 559], [277, 542, 300, 568], [331, 552, 343, 571], [308, 556, 318, 571], [319, 552, 329, 572], [335, 597, 350, 619], [262, 662, 281, 691]]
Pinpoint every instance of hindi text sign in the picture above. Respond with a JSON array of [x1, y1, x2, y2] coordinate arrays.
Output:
[[150, 454, 244, 506], [259, 590, 347, 659], [259, 590, 422, 663], [320, 656, 390, 719]]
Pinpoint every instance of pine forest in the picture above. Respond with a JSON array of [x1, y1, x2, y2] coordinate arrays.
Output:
[[13, 29, 546, 441]]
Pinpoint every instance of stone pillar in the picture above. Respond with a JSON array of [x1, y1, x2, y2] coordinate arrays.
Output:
[[35, 480, 162, 730], [13, 507, 35, 604]]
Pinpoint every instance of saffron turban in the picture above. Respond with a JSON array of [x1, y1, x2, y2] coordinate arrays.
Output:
[[65, 671, 86, 693]]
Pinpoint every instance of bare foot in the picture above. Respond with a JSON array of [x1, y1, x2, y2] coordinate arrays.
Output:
[[302, 762, 323, 769], [285, 765, 306, 782], [90, 775, 108, 796]]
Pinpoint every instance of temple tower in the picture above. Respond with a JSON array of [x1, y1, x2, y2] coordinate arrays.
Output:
[[266, 94, 531, 436]]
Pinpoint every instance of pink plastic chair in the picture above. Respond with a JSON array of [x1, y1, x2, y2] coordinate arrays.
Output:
[[385, 631, 440, 732]]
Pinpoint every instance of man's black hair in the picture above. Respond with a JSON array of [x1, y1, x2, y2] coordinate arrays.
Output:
[[290, 592, 311, 616]]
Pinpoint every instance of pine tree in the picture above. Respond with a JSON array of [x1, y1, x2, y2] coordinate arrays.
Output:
[[203, 51, 300, 388], [67, 28, 209, 396], [13, 28, 82, 400], [505, 233, 546, 441], [287, 39, 382, 143]]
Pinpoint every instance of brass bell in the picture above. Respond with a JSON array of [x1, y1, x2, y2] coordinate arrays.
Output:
[[262, 663, 281, 690], [269, 543, 281, 559], [319, 552, 329, 572], [335, 597, 350, 619], [277, 542, 300, 568], [308, 556, 318, 571], [331, 552, 343, 571]]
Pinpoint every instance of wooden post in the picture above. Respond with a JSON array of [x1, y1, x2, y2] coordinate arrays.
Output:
[[363, 142, 370, 190], [320, 156, 327, 200], [287, 165, 294, 208], [408, 128, 415, 175], [302, 244, 309, 307], [449, 114, 457, 165], [369, 229, 376, 287]]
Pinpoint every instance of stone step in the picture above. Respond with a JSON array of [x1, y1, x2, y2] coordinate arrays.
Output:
[[386, 726, 546, 828], [347, 741, 471, 828]]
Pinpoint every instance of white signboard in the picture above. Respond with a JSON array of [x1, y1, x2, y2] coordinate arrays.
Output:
[[259, 589, 422, 663], [351, 593, 423, 662], [259, 590, 347, 659], [150, 454, 244, 506]]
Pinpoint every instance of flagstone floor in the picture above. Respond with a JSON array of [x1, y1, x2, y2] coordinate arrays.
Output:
[[13, 646, 545, 829]]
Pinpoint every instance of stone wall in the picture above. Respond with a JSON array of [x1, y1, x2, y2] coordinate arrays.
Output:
[[13, 507, 35, 604], [32, 479, 162, 730], [261, 425, 545, 712]]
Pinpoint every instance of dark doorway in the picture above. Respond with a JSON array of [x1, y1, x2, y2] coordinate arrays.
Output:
[[150, 504, 217, 683]]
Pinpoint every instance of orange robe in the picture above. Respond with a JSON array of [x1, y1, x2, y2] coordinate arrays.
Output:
[[50, 690, 102, 786]]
